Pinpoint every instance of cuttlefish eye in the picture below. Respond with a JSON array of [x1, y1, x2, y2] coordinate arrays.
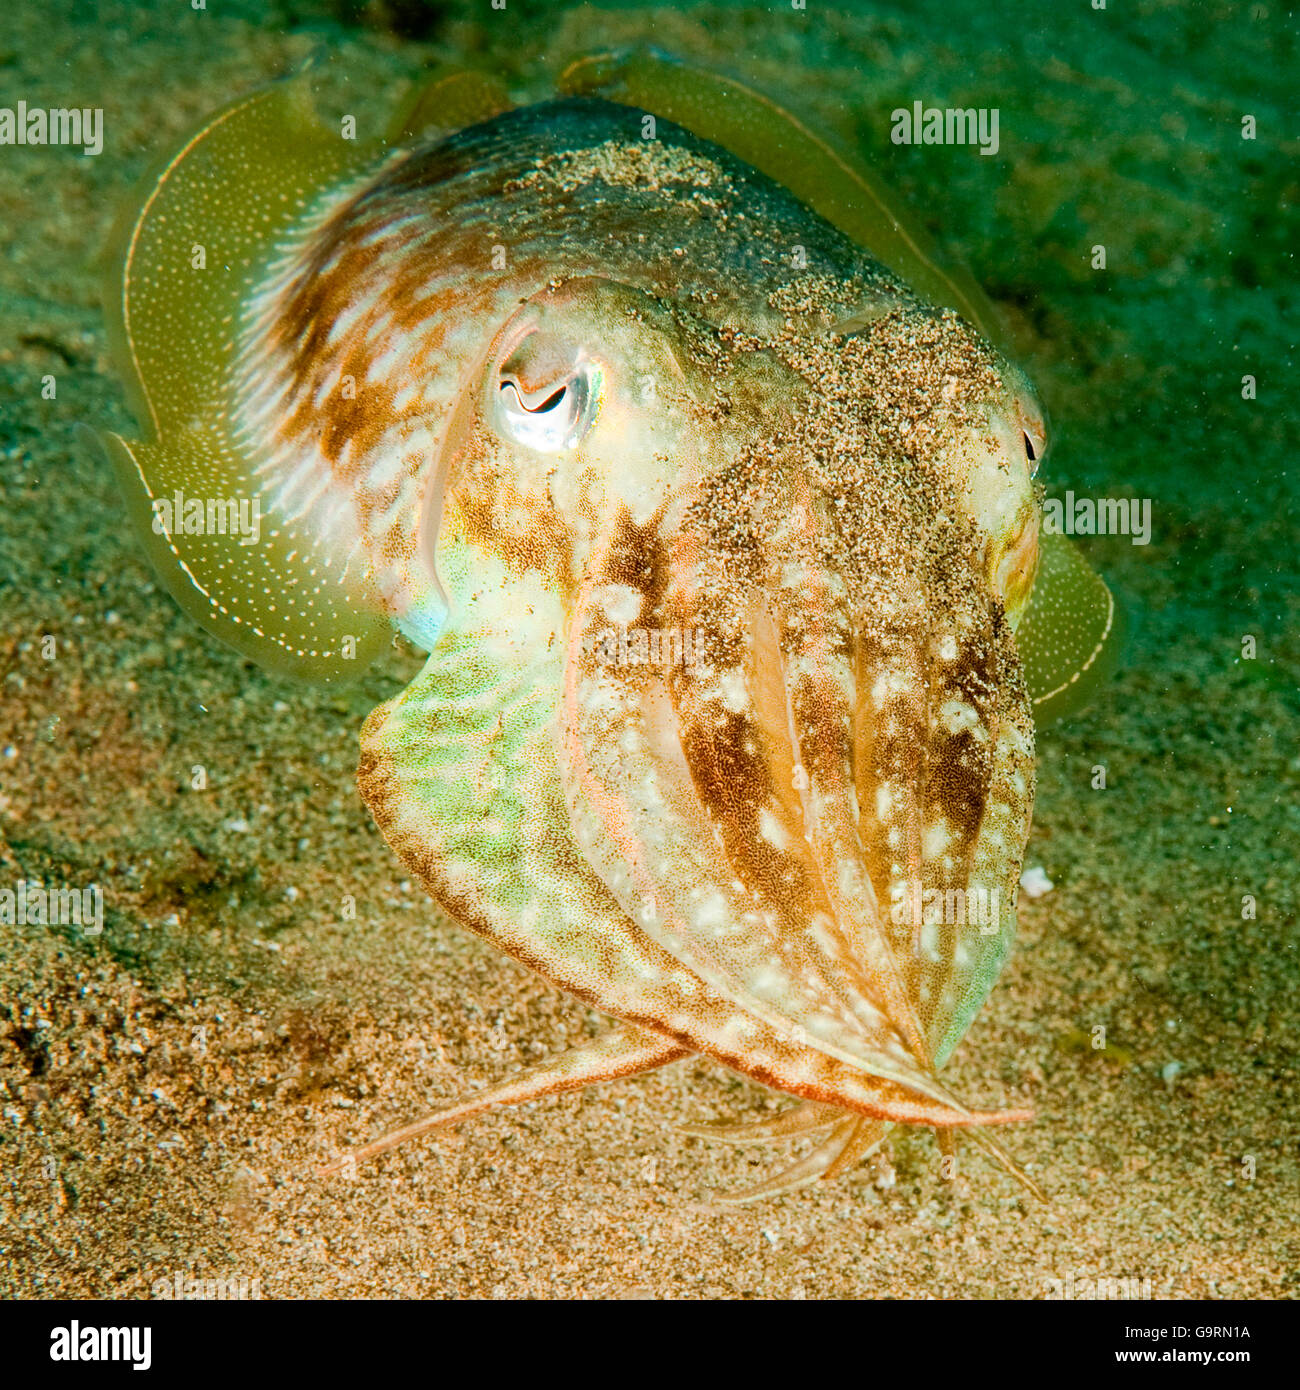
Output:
[[492, 331, 601, 452], [1016, 396, 1048, 477]]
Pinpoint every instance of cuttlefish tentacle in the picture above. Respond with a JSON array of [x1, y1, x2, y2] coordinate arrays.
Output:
[[820, 1117, 891, 1184], [712, 1116, 883, 1205], [676, 1100, 841, 1145], [753, 473, 931, 1064], [563, 537, 940, 1112], [318, 1026, 685, 1176], [559, 514, 1030, 1128], [926, 680, 1034, 1068], [962, 1123, 1046, 1200], [852, 620, 934, 963]]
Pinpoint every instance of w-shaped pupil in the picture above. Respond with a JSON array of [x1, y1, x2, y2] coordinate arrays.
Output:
[[502, 380, 567, 413]]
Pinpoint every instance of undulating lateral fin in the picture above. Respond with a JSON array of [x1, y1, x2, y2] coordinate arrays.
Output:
[[1018, 529, 1123, 725], [101, 73, 394, 681], [318, 1026, 685, 1174], [102, 73, 383, 440], [388, 66, 514, 145], [557, 47, 1006, 348], [99, 430, 391, 679]]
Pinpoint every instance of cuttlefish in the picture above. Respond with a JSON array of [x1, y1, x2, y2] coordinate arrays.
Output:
[[100, 52, 1118, 1200]]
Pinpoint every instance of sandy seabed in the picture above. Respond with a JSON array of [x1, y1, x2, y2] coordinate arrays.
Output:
[[0, 0, 1296, 1298]]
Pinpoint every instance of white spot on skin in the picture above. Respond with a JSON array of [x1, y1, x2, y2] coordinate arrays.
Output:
[[919, 919, 940, 960], [938, 633, 958, 662], [598, 583, 643, 626], [749, 964, 786, 997], [716, 1015, 756, 1050], [807, 913, 839, 954], [758, 805, 791, 852], [922, 819, 953, 858], [695, 891, 729, 933], [871, 670, 912, 708], [719, 666, 750, 714], [939, 699, 981, 737]]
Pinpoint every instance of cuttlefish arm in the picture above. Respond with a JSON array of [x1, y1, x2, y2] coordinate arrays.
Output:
[[1019, 530, 1123, 725], [331, 500, 1031, 1179]]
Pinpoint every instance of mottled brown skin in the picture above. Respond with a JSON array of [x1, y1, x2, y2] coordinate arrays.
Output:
[[229, 99, 1046, 1195]]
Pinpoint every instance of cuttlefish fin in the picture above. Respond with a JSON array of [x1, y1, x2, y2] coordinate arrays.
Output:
[[387, 65, 513, 145], [99, 430, 391, 681], [558, 47, 1004, 349], [1017, 529, 1124, 725], [99, 72, 394, 680], [318, 1025, 685, 1175]]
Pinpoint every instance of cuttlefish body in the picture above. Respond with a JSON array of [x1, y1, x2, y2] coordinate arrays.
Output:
[[102, 54, 1118, 1199]]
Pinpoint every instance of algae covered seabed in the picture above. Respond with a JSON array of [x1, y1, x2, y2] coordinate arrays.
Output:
[[1, 0, 1296, 1298]]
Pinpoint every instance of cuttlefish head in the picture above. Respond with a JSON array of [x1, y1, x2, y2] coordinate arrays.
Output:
[[440, 273, 1043, 623], [423, 272, 1040, 1101], [945, 358, 1046, 635]]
